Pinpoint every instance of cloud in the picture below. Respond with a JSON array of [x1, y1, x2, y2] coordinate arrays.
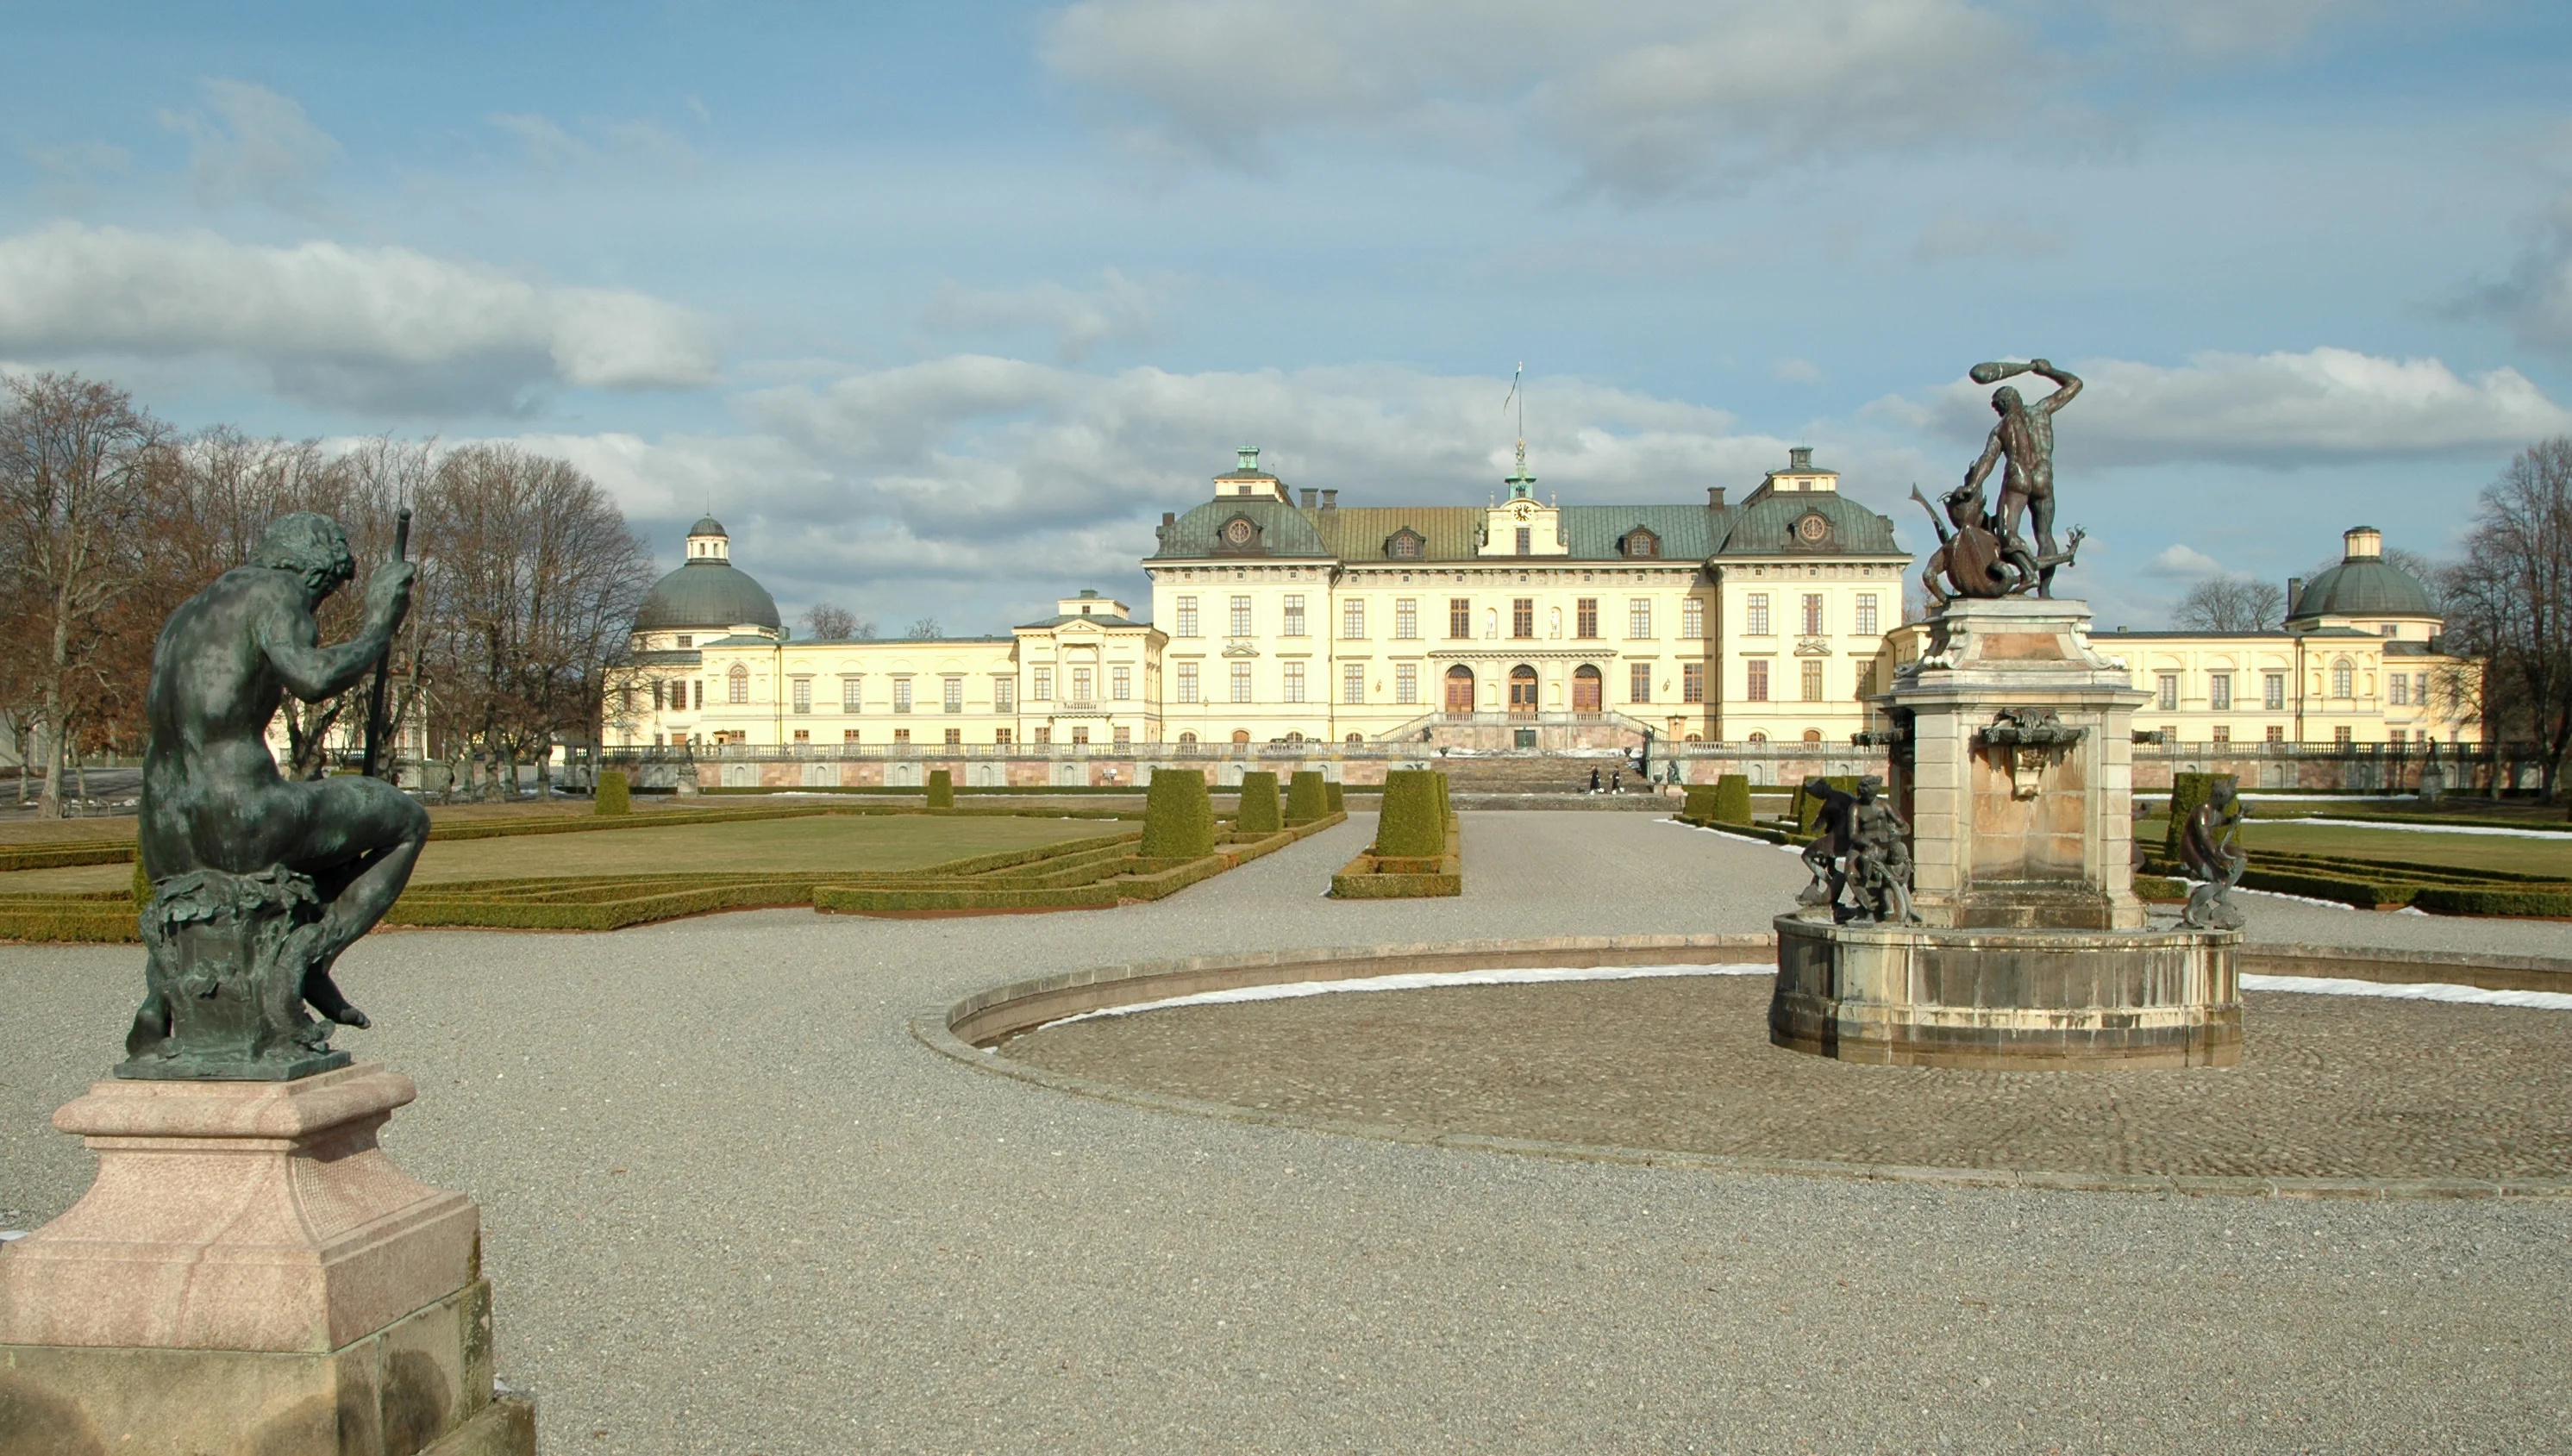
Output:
[[2103, 0, 2382, 61], [921, 269, 1161, 363], [489, 111, 704, 173], [1902, 347, 2572, 467], [1911, 209, 2069, 265], [159, 79, 341, 209], [22, 141, 130, 179], [1044, 0, 2057, 197], [1772, 358, 1824, 384], [0, 222, 718, 413], [2143, 543, 2224, 578], [2462, 193, 2572, 361]]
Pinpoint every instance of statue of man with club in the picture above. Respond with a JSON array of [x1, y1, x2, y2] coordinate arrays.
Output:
[[1963, 358, 2082, 597]]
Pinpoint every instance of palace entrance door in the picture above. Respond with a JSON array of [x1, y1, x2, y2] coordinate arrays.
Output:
[[1507, 666, 1538, 716], [1572, 665, 1603, 714], [1443, 666, 1476, 716]]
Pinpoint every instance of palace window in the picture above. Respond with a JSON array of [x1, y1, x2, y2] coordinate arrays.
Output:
[[1512, 598, 1535, 639], [1396, 663, 1418, 703], [1284, 595, 1306, 637], [2157, 674, 2179, 711], [675, 635, 692, 648], [791, 678, 811, 713], [1680, 598, 1703, 639], [1624, 529, 1659, 559], [841, 677, 863, 713], [1283, 662, 1305, 703], [1801, 660, 1824, 703], [2331, 659, 2354, 698], [1576, 597, 1599, 639], [652, 680, 666, 710], [2212, 725, 2231, 744], [1343, 599, 1367, 639], [2266, 725, 2285, 745], [893, 678, 913, 713], [1177, 662, 1199, 703], [1072, 728, 1089, 747], [995, 677, 1016, 712], [893, 728, 910, 745], [1114, 727, 1130, 750], [1071, 667, 1092, 703], [1801, 594, 1824, 635], [1230, 597, 1253, 637], [1230, 662, 1253, 703], [1746, 594, 1771, 636], [1855, 594, 1879, 636], [2413, 671, 2429, 704], [1449, 598, 1471, 639], [994, 728, 1011, 746], [1630, 662, 1652, 703], [728, 664, 750, 704], [1112, 666, 1131, 700], [1395, 598, 1417, 639], [1177, 597, 1199, 638], [2335, 725, 2353, 747], [943, 678, 964, 713], [2210, 673, 2232, 711], [1343, 663, 1365, 704], [1747, 659, 1769, 701], [1032, 666, 1053, 700], [1682, 662, 1705, 703], [1033, 727, 1049, 745], [693, 681, 704, 709], [2389, 673, 2408, 706], [1389, 534, 1422, 559], [1629, 599, 1652, 638], [1515, 527, 1531, 556], [2264, 672, 2286, 711], [944, 728, 961, 747], [843, 729, 860, 742]]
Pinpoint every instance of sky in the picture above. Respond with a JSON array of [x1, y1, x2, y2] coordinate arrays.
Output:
[[5, 0, 2570, 635]]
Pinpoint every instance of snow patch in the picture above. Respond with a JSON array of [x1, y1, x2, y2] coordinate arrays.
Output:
[[1037, 963, 1773, 1030], [2294, 817, 2572, 840], [2242, 974, 2572, 1012]]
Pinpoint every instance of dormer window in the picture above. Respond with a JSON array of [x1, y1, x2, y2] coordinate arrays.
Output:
[[1213, 514, 1265, 556], [1622, 528, 1659, 559], [1386, 528, 1424, 560]]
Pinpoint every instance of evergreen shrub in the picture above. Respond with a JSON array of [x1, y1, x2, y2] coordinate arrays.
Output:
[[1325, 781, 1344, 813], [1236, 771, 1283, 834], [1681, 785, 1718, 822], [1375, 771, 1448, 857], [131, 859, 153, 911], [1140, 771, 1216, 859], [926, 769, 954, 809], [1286, 770, 1330, 824], [1711, 774, 1753, 823], [595, 770, 631, 816]]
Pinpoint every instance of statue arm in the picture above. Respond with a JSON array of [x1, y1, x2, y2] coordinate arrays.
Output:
[[2031, 359, 2081, 413], [258, 596, 392, 704], [1962, 431, 2003, 493]]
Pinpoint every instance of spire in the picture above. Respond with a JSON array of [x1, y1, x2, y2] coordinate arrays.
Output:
[[1502, 362, 1536, 500]]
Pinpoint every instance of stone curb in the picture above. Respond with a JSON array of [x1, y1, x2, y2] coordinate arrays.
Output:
[[917, 937, 2572, 1203]]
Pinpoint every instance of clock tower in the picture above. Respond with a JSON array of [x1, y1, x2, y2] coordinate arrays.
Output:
[[1480, 441, 1568, 556]]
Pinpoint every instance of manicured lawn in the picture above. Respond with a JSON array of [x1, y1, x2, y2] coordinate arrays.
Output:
[[2138, 816, 2572, 877], [0, 813, 1118, 895]]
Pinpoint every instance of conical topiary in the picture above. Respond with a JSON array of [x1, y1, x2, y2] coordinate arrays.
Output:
[[1140, 769, 1216, 859], [1286, 769, 1330, 824], [1325, 780, 1344, 814], [926, 768, 954, 809], [1235, 771, 1283, 834], [595, 769, 631, 816], [1711, 773, 1752, 824], [1375, 769, 1447, 857]]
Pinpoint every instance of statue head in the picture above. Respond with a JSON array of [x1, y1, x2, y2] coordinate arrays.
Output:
[[1856, 775, 1884, 801], [1942, 484, 1981, 525], [1991, 385, 2024, 417], [250, 512, 356, 603]]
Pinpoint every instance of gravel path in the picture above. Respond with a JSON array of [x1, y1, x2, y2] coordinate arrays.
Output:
[[3, 811, 2567, 1454]]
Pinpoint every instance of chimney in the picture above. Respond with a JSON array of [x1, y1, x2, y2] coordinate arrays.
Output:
[[1707, 486, 1726, 509], [1320, 490, 1337, 509], [2287, 577, 2305, 616], [1789, 446, 1813, 471], [1161, 511, 1175, 527], [1300, 488, 1318, 508]]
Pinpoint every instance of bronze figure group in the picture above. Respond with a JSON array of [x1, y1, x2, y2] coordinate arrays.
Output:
[[1915, 359, 2087, 605]]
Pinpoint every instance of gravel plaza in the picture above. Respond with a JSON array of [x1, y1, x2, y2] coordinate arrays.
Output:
[[4, 811, 2569, 1454]]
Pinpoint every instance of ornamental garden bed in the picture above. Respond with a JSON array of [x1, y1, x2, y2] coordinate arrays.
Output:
[[1330, 770, 1460, 898], [2141, 847, 2572, 916]]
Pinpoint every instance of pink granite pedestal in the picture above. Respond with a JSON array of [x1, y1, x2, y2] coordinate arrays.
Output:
[[0, 1064, 534, 1455]]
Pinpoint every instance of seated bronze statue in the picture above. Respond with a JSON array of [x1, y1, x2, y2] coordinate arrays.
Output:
[[122, 512, 427, 1079]]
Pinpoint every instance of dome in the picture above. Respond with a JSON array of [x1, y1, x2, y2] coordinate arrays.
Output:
[[688, 516, 728, 538], [633, 558, 781, 634], [2294, 527, 2434, 621]]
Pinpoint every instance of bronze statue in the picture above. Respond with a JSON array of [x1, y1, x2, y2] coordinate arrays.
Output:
[[122, 512, 427, 1079], [1965, 359, 2083, 596], [1797, 776, 1915, 924], [1911, 483, 2034, 606], [2178, 779, 2249, 932], [1795, 778, 1859, 914]]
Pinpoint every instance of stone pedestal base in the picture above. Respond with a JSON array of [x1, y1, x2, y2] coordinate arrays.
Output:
[[1772, 915, 2241, 1069], [0, 1065, 534, 1455]]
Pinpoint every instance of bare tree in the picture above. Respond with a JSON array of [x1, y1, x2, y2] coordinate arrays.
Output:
[[2175, 574, 2285, 632], [0, 374, 170, 817], [802, 603, 861, 641], [905, 617, 942, 641], [2443, 436, 2572, 800]]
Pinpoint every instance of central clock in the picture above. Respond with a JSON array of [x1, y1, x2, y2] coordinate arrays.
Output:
[[1223, 518, 1255, 545]]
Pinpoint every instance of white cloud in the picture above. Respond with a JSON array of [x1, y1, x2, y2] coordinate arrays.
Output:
[[159, 79, 341, 209], [2104, 0, 2382, 61], [0, 223, 718, 413], [1911, 209, 2069, 265], [22, 140, 130, 179], [1044, 0, 2055, 197], [921, 269, 1161, 363], [1905, 347, 2572, 467], [2144, 543, 2224, 578], [490, 111, 704, 173], [1772, 358, 1824, 384]]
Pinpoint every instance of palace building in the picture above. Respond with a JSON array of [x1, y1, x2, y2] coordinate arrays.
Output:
[[606, 454, 2480, 759]]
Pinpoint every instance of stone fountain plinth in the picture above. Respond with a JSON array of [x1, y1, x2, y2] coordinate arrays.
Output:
[[1770, 597, 2241, 1069]]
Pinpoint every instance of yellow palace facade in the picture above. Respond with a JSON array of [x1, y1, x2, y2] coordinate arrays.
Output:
[[606, 456, 2477, 759]]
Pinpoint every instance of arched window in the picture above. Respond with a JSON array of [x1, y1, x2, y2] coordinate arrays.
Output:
[[1572, 664, 1603, 713], [1444, 665, 1476, 715], [1178, 731, 1198, 749], [727, 663, 750, 704], [1685, 734, 1703, 743], [1344, 732, 1363, 745], [1748, 731, 1768, 745], [1508, 665, 1538, 716], [1231, 728, 1251, 745], [2331, 658, 2354, 698], [1802, 728, 1823, 745]]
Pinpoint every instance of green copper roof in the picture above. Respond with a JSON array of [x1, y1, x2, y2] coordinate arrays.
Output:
[[1150, 489, 1901, 564], [2293, 558, 2435, 620], [633, 558, 782, 633], [1714, 490, 1902, 557]]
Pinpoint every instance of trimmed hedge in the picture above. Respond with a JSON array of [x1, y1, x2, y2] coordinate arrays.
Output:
[[1375, 770, 1449, 858], [1235, 772, 1283, 834], [817, 812, 1343, 915], [2132, 873, 2188, 903], [1332, 811, 1460, 897], [0, 839, 137, 872], [1140, 771, 1216, 859], [925, 769, 954, 809], [1286, 770, 1330, 825], [1325, 781, 1344, 814], [595, 770, 631, 816], [0, 892, 138, 943], [1672, 815, 1793, 846], [2409, 885, 2572, 917], [2163, 772, 2237, 860], [1709, 774, 1753, 824], [1681, 784, 1718, 822]]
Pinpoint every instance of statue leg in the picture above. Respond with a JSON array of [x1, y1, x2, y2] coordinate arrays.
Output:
[[279, 778, 430, 1023]]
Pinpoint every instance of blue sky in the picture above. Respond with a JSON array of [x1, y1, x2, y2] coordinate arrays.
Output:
[[6, 0, 2570, 634]]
